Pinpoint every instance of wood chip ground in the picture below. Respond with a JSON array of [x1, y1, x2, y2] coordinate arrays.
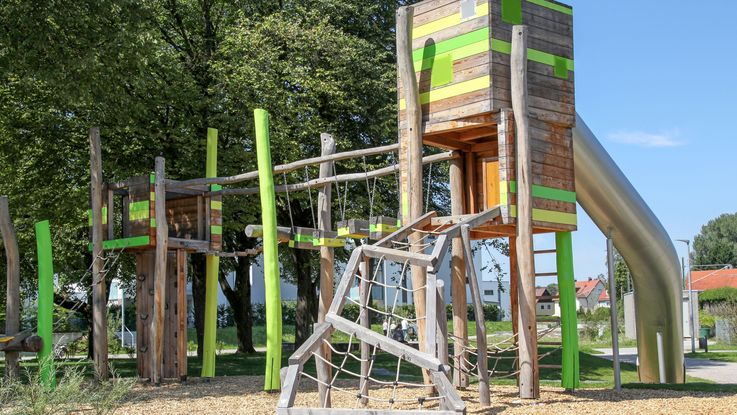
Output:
[[115, 376, 737, 414]]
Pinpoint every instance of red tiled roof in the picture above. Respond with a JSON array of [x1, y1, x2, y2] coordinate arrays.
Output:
[[688, 269, 737, 291], [535, 287, 553, 303], [575, 279, 602, 299], [598, 290, 610, 302]]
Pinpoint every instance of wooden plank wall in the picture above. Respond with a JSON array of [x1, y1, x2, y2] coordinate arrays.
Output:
[[489, 0, 575, 126], [166, 196, 202, 240], [135, 250, 188, 380], [399, 0, 492, 131]]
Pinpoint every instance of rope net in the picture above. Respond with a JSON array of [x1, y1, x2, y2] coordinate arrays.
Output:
[[297, 251, 451, 411]]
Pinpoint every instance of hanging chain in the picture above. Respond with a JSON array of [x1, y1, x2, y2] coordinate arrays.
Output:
[[283, 172, 295, 229]]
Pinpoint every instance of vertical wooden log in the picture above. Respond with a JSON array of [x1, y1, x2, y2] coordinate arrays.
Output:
[[465, 152, 477, 214], [461, 225, 490, 405], [397, 5, 429, 385], [106, 187, 114, 240], [436, 280, 449, 379], [317, 133, 336, 406], [449, 156, 469, 387], [359, 258, 371, 405], [151, 156, 169, 385], [176, 249, 188, 381], [89, 127, 109, 381], [509, 237, 519, 343], [0, 196, 20, 379], [511, 25, 539, 399]]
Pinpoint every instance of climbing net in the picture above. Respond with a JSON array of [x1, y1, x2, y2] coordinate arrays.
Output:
[[297, 254, 450, 411], [449, 323, 563, 380]]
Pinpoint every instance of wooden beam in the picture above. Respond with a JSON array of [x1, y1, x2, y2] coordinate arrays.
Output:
[[176, 249, 188, 381], [397, 5, 430, 388], [436, 279, 449, 379], [217, 151, 458, 197], [316, 133, 336, 407], [0, 196, 20, 378], [373, 211, 437, 248], [171, 143, 402, 189], [465, 152, 477, 214], [89, 127, 109, 381], [326, 314, 444, 372], [511, 25, 539, 399], [151, 156, 169, 385], [245, 224, 292, 243], [361, 245, 434, 268], [448, 154, 469, 388], [510, 237, 520, 349], [461, 225, 490, 406], [288, 322, 333, 366], [423, 135, 473, 151], [359, 258, 371, 405], [0, 332, 43, 353]]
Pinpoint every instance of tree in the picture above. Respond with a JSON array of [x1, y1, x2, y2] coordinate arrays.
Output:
[[693, 213, 737, 268], [546, 283, 558, 296]]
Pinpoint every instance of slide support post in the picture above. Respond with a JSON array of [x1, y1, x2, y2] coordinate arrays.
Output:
[[555, 231, 580, 390]]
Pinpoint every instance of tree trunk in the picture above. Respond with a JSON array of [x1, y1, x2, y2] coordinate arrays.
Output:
[[219, 256, 257, 354], [190, 254, 207, 358], [293, 248, 315, 347]]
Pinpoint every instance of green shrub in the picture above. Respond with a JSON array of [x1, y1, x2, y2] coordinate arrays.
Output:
[[699, 287, 737, 307], [701, 309, 716, 328]]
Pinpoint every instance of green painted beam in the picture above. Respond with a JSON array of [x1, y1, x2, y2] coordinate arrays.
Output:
[[35, 220, 56, 389], [255, 109, 282, 391], [202, 127, 220, 378], [556, 231, 580, 390]]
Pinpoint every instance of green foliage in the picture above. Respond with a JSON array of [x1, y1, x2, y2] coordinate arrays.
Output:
[[699, 287, 737, 307], [693, 213, 737, 267], [0, 363, 133, 415], [700, 308, 716, 328]]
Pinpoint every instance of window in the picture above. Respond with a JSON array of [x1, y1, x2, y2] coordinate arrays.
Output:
[[548, 304, 552, 310], [484, 289, 494, 296]]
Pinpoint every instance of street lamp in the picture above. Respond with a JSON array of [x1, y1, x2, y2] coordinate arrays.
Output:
[[676, 239, 696, 353]]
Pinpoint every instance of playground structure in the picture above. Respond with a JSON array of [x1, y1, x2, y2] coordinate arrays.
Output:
[[0, 0, 686, 411]]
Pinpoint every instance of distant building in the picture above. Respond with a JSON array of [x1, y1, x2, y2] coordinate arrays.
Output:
[[687, 268, 737, 291], [597, 289, 610, 308], [574, 279, 606, 312], [535, 287, 555, 316], [623, 290, 699, 340]]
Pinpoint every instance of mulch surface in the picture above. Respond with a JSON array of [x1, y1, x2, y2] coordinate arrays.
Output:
[[116, 376, 737, 414]]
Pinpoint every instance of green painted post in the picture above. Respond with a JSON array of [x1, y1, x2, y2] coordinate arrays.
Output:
[[255, 109, 282, 391], [202, 127, 220, 378], [556, 231, 580, 390], [35, 220, 55, 388]]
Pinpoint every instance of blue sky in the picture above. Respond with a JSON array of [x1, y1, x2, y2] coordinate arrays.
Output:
[[520, 0, 737, 284]]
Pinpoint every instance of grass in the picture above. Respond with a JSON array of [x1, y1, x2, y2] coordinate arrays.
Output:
[[686, 351, 737, 363]]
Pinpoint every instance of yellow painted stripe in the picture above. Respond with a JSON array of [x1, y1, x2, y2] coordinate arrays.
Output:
[[413, 2, 489, 40], [312, 238, 346, 248], [509, 205, 577, 226], [149, 191, 155, 201], [211, 200, 223, 210], [400, 75, 490, 110]]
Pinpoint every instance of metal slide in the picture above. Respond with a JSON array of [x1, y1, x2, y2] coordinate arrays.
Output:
[[573, 114, 685, 383]]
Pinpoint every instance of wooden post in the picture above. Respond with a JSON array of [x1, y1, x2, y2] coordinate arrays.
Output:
[[359, 258, 371, 405], [449, 156, 469, 387], [397, 5, 429, 385], [465, 152, 477, 214], [317, 133, 336, 406], [436, 280, 449, 379], [89, 127, 109, 381], [461, 225, 490, 406], [509, 237, 519, 343], [151, 156, 169, 385], [511, 25, 539, 399], [176, 249, 188, 381], [0, 196, 20, 379]]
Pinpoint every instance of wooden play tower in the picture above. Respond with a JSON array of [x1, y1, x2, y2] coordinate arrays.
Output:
[[397, 0, 578, 400]]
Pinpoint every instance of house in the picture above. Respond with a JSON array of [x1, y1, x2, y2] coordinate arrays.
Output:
[[574, 278, 606, 312], [597, 289, 610, 308], [536, 287, 555, 316], [687, 268, 737, 291]]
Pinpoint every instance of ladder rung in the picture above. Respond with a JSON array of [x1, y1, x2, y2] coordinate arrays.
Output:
[[535, 272, 557, 277], [538, 341, 562, 346], [539, 364, 562, 369], [534, 249, 557, 255]]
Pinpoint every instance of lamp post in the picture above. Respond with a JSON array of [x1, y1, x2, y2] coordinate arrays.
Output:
[[676, 239, 695, 353]]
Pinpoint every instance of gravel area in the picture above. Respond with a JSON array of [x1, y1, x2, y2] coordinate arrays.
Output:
[[115, 376, 737, 414]]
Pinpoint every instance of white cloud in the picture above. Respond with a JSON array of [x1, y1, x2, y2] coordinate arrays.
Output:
[[607, 129, 684, 148]]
